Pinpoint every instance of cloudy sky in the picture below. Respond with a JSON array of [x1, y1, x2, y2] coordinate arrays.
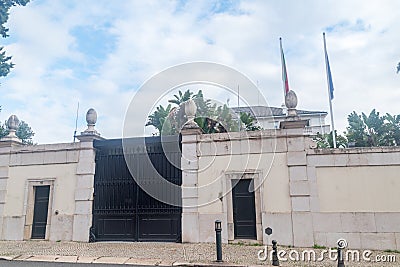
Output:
[[1, 0, 399, 143]]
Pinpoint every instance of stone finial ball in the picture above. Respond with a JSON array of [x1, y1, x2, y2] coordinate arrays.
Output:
[[184, 99, 197, 117], [7, 115, 19, 130], [86, 108, 97, 125], [285, 90, 298, 109]]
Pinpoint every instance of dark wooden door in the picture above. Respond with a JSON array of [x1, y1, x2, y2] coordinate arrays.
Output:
[[232, 179, 257, 239], [31, 185, 50, 239]]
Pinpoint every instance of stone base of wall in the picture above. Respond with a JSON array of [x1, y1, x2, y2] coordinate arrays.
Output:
[[2, 216, 24, 240], [312, 212, 400, 250]]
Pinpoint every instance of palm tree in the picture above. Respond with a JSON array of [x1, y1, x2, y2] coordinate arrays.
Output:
[[385, 113, 400, 146], [145, 104, 172, 134], [168, 90, 193, 105], [240, 112, 261, 131]]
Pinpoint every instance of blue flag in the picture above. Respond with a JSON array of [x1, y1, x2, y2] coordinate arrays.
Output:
[[325, 51, 334, 100], [323, 33, 334, 100]]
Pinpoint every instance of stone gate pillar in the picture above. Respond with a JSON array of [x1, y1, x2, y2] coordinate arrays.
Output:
[[73, 108, 104, 242], [181, 99, 202, 243], [280, 90, 314, 247], [0, 115, 23, 239]]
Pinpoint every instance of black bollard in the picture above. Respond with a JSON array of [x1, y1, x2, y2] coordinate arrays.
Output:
[[215, 220, 223, 262], [272, 240, 279, 266], [337, 246, 345, 267], [337, 239, 346, 267]]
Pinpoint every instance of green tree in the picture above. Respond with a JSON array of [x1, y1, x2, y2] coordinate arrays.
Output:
[[240, 112, 261, 131], [385, 113, 400, 146], [0, 0, 30, 78], [0, 47, 13, 78], [313, 131, 347, 148], [0, 122, 6, 137], [147, 90, 247, 135], [361, 109, 387, 146], [345, 109, 400, 147], [15, 120, 34, 144], [168, 90, 193, 106], [145, 104, 173, 134], [213, 104, 238, 132], [346, 111, 367, 147], [397, 62, 400, 74], [192, 90, 214, 117]]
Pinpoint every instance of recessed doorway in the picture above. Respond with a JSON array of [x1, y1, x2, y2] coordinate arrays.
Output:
[[232, 179, 257, 239], [31, 185, 50, 239]]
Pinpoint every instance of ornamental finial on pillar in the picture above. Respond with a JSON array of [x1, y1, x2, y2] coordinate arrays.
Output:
[[76, 108, 104, 142], [285, 90, 298, 117], [7, 115, 19, 133], [0, 114, 23, 146], [85, 108, 98, 134], [182, 99, 201, 130], [280, 90, 309, 129]]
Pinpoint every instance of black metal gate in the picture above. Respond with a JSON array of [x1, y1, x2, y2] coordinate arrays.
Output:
[[91, 136, 182, 242]]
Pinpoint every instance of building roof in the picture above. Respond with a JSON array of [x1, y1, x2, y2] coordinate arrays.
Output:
[[232, 106, 327, 118]]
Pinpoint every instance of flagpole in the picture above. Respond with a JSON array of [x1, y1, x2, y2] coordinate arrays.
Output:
[[323, 32, 337, 148], [238, 84, 241, 131]]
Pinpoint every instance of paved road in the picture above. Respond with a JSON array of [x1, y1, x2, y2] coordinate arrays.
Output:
[[0, 261, 149, 267]]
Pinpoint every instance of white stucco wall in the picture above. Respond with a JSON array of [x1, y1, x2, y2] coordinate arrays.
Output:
[[182, 126, 400, 250], [308, 148, 400, 250], [197, 153, 291, 214], [317, 166, 400, 212], [185, 130, 293, 244], [4, 163, 78, 241], [0, 141, 96, 242], [5, 164, 77, 216]]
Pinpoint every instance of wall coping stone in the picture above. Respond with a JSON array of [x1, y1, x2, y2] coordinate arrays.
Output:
[[309, 146, 400, 155], [197, 129, 309, 143], [0, 142, 89, 156]]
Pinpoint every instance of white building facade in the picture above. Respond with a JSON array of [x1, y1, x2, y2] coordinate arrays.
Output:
[[233, 106, 330, 135]]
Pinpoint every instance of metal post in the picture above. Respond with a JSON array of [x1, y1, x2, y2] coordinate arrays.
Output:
[[337, 246, 345, 267], [215, 220, 223, 262], [272, 240, 279, 266]]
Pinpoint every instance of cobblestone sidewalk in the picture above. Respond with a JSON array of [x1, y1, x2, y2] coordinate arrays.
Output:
[[0, 241, 399, 266]]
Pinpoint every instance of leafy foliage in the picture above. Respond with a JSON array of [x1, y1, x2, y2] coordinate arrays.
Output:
[[313, 131, 347, 148], [0, 0, 30, 38], [240, 112, 261, 131], [146, 89, 261, 135], [346, 109, 400, 147], [168, 90, 193, 106], [15, 120, 34, 144], [385, 113, 400, 146], [0, 47, 13, 78], [145, 104, 173, 134], [0, 121, 6, 137], [0, 0, 30, 78]]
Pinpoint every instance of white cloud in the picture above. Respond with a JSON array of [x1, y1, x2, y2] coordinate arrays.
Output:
[[1, 0, 399, 143]]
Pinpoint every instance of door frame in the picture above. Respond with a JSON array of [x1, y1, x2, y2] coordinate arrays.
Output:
[[224, 172, 263, 242], [23, 179, 54, 240]]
